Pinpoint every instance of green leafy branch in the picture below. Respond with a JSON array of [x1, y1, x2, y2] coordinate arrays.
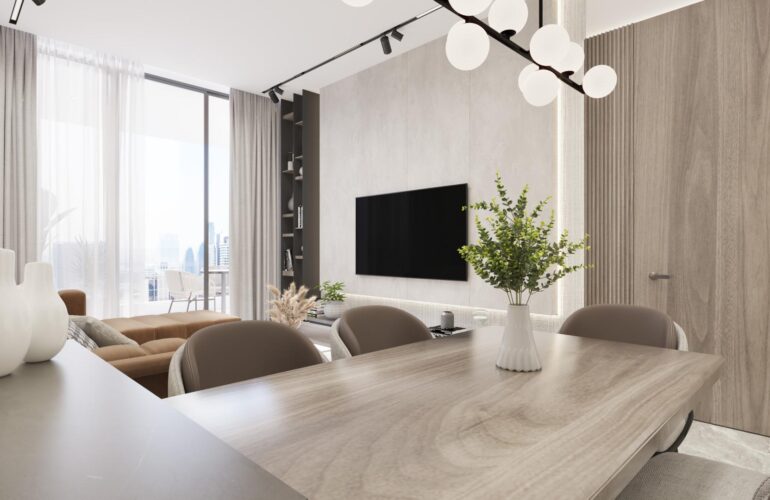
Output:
[[458, 173, 590, 305]]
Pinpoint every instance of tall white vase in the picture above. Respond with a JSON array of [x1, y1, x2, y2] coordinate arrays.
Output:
[[0, 250, 31, 377], [22, 262, 68, 363], [496, 304, 542, 372]]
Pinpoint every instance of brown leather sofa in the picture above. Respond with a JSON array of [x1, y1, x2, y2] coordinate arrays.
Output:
[[59, 290, 240, 398]]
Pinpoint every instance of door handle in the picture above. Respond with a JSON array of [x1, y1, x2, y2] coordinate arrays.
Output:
[[649, 272, 672, 281]]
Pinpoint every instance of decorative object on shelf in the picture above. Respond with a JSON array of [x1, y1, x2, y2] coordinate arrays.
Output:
[[472, 308, 489, 327], [0, 249, 31, 377], [285, 249, 293, 272], [22, 262, 68, 363], [287, 160, 294, 172], [320, 281, 346, 319], [267, 283, 317, 329], [440, 311, 455, 330], [299, 166, 303, 176], [287, 196, 294, 212], [459, 173, 589, 372]]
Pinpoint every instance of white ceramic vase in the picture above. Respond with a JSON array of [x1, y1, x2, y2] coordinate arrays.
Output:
[[0, 249, 31, 377], [324, 301, 345, 320], [496, 304, 542, 372], [22, 262, 68, 363]]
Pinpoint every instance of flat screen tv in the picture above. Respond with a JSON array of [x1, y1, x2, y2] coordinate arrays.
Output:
[[356, 184, 468, 281]]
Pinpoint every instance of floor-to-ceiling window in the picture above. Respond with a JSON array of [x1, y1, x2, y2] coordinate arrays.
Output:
[[139, 76, 229, 315]]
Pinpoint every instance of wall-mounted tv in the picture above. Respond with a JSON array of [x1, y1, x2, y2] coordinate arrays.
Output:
[[356, 184, 468, 281]]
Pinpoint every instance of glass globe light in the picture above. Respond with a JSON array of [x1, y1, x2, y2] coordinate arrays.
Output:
[[521, 69, 559, 106], [518, 64, 538, 92], [445, 21, 490, 71], [555, 42, 584, 74], [449, 0, 493, 16], [583, 65, 617, 98], [529, 24, 570, 67], [489, 0, 528, 35], [342, 0, 373, 6]]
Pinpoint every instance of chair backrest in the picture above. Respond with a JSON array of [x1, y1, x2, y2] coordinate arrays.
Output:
[[165, 270, 185, 295], [337, 305, 433, 356], [559, 305, 677, 349], [180, 320, 324, 393], [180, 271, 204, 294]]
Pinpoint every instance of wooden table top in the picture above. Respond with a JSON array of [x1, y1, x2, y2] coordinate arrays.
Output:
[[168, 327, 723, 500], [0, 341, 303, 500]]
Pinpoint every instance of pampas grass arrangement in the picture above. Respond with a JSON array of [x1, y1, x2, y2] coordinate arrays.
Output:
[[267, 283, 317, 329]]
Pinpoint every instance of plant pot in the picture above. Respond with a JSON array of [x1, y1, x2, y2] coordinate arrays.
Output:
[[22, 262, 68, 363], [0, 249, 31, 377], [324, 301, 345, 320], [496, 304, 542, 372]]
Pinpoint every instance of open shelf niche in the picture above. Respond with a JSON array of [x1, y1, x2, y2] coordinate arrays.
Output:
[[278, 91, 319, 295]]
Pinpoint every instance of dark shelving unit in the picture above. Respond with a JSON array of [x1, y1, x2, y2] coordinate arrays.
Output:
[[279, 91, 319, 295]]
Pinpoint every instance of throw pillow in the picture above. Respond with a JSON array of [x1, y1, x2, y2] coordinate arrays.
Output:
[[67, 319, 98, 350], [70, 316, 139, 348]]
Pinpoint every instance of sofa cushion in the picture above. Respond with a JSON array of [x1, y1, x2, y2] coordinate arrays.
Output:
[[111, 351, 178, 379], [130, 315, 188, 340], [72, 316, 138, 347], [93, 344, 148, 363], [141, 338, 185, 355], [165, 311, 240, 337], [102, 317, 157, 344]]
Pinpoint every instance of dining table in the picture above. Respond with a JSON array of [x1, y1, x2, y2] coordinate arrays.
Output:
[[168, 326, 723, 500]]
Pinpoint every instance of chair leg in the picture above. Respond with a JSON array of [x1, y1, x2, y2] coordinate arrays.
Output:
[[168, 299, 175, 313], [658, 411, 695, 455]]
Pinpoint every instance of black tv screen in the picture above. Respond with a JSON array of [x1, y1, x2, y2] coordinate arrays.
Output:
[[356, 184, 468, 281]]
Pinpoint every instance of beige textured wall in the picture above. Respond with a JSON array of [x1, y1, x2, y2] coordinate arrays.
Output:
[[319, 0, 585, 320]]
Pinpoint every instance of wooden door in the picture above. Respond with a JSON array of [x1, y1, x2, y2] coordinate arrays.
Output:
[[587, 0, 770, 435]]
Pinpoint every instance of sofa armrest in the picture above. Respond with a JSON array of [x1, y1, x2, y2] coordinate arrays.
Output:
[[59, 289, 86, 316]]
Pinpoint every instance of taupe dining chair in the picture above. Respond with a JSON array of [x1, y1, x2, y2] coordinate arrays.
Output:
[[559, 304, 691, 452], [329, 305, 433, 360], [618, 452, 770, 500], [168, 321, 324, 396]]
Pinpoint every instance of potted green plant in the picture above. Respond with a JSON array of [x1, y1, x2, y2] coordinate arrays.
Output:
[[459, 174, 589, 372], [320, 281, 346, 319]]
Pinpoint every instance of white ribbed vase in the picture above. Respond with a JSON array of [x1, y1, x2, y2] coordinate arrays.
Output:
[[22, 262, 68, 363], [496, 304, 542, 372], [0, 249, 31, 377]]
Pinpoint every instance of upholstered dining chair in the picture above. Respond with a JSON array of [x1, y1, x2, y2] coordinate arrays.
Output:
[[329, 305, 433, 360], [559, 304, 691, 452], [618, 452, 770, 500], [168, 320, 324, 397]]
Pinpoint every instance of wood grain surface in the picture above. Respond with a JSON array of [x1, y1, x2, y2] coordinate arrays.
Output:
[[169, 329, 722, 499], [585, 0, 770, 435]]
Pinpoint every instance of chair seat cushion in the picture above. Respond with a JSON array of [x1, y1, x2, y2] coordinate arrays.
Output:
[[618, 453, 770, 500], [165, 311, 240, 337], [93, 344, 148, 363]]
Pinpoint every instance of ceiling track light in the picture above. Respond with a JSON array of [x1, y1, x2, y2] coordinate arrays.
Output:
[[9, 0, 45, 25], [380, 36, 392, 55], [262, 6, 442, 101], [268, 90, 279, 104]]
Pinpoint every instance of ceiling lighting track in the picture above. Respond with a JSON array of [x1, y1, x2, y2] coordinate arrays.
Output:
[[262, 5, 442, 97]]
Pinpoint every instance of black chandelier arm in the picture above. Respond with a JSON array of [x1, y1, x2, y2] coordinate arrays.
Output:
[[431, 0, 584, 95]]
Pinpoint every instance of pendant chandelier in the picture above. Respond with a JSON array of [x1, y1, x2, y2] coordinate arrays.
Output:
[[341, 0, 617, 107]]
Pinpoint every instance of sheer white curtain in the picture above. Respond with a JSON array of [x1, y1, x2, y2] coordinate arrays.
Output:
[[37, 38, 145, 318]]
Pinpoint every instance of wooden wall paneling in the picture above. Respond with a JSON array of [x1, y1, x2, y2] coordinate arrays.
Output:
[[712, 0, 770, 435], [585, 26, 636, 306]]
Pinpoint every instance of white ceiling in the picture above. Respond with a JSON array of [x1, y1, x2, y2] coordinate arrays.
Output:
[[3, 0, 457, 94], [2, 0, 701, 95]]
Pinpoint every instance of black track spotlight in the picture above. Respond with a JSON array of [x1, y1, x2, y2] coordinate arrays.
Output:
[[9, 0, 24, 24], [268, 90, 279, 104], [274, 87, 284, 96], [380, 35, 392, 55], [32, 0, 46, 5], [391, 29, 404, 42]]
